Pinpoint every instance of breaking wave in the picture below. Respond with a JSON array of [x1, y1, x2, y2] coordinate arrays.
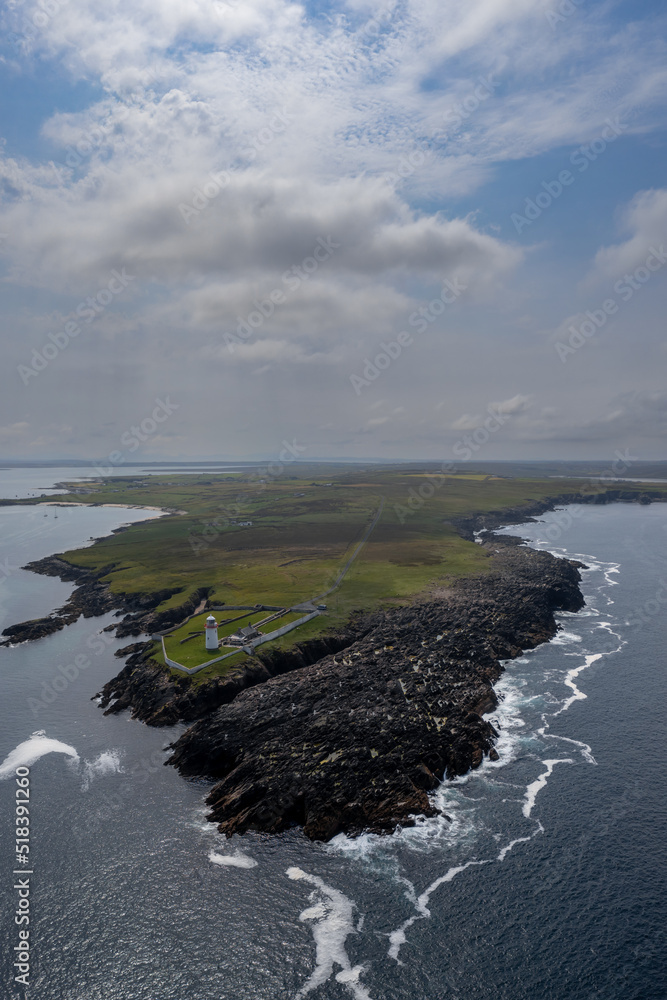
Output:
[[0, 731, 79, 777], [209, 850, 258, 869], [287, 867, 373, 999], [325, 537, 626, 969]]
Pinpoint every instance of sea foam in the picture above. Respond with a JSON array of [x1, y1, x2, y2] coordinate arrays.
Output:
[[0, 732, 79, 778], [286, 867, 372, 999], [80, 749, 124, 791], [384, 543, 625, 964], [209, 850, 258, 869]]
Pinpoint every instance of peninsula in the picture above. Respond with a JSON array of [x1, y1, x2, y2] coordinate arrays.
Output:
[[3, 463, 666, 839]]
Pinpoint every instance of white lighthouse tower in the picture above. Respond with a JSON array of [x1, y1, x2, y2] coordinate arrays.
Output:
[[205, 615, 219, 651]]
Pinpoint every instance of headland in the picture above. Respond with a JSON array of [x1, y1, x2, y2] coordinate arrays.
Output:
[[2, 464, 666, 839]]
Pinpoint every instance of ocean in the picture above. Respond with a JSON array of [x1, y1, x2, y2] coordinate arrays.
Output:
[[1, 470, 665, 999]]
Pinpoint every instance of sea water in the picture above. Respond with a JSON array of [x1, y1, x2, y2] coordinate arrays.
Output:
[[0, 475, 665, 999]]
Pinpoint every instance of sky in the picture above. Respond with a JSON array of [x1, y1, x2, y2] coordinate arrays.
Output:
[[0, 0, 666, 464]]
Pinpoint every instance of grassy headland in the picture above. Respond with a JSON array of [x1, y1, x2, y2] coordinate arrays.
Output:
[[7, 464, 665, 680]]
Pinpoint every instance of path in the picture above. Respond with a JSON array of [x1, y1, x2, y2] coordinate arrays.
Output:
[[310, 497, 385, 603]]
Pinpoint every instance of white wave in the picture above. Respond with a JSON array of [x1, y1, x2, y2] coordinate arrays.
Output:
[[0, 732, 79, 778], [497, 828, 539, 863], [348, 524, 626, 970], [388, 859, 491, 963], [330, 779, 492, 863], [209, 850, 257, 869], [329, 666, 534, 864], [286, 867, 372, 1000], [553, 653, 601, 716], [523, 759, 573, 818], [388, 781, 554, 963], [551, 630, 582, 645], [388, 816, 548, 962], [544, 734, 597, 764], [80, 749, 123, 791]]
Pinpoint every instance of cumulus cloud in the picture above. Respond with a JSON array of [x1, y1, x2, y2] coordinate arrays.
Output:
[[0, 0, 666, 459], [489, 393, 532, 415], [0, 167, 520, 292]]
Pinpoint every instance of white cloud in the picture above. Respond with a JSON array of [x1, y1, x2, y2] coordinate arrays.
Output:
[[587, 189, 667, 285], [491, 393, 533, 415], [1, 0, 666, 459]]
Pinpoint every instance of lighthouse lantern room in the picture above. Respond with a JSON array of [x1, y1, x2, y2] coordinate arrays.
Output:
[[205, 615, 219, 651]]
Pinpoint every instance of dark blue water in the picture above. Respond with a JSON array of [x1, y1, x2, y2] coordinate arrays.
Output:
[[1, 479, 666, 1000]]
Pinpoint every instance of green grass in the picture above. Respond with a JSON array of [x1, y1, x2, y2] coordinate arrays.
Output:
[[162, 609, 308, 668], [11, 466, 665, 668], [150, 640, 248, 682]]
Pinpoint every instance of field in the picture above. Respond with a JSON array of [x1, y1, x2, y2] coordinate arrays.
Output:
[[162, 609, 307, 669], [11, 463, 665, 679]]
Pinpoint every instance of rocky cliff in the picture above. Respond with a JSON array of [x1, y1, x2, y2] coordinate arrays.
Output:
[[0, 554, 210, 646], [166, 539, 585, 841]]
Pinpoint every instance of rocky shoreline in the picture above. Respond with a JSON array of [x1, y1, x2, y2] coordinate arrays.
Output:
[[5, 489, 665, 841], [4, 488, 659, 649], [165, 538, 585, 840], [0, 554, 211, 647]]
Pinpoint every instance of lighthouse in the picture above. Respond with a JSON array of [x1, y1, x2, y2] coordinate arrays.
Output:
[[205, 615, 219, 651]]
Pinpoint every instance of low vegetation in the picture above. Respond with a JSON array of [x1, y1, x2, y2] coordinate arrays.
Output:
[[10, 463, 664, 676]]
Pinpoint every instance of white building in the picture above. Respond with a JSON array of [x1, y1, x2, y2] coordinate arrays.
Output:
[[205, 615, 219, 650]]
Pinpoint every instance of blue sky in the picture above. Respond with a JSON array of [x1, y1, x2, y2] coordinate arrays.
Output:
[[0, 0, 666, 461]]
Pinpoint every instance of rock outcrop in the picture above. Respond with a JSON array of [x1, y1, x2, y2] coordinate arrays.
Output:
[[166, 539, 584, 841], [0, 554, 208, 646], [10, 488, 665, 840], [96, 621, 376, 726]]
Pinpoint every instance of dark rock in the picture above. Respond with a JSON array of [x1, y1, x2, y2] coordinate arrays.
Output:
[[0, 554, 210, 646], [95, 619, 375, 726], [165, 540, 586, 841]]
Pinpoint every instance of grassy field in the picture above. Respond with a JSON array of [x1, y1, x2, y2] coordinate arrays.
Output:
[[162, 609, 306, 669], [10, 464, 665, 679]]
